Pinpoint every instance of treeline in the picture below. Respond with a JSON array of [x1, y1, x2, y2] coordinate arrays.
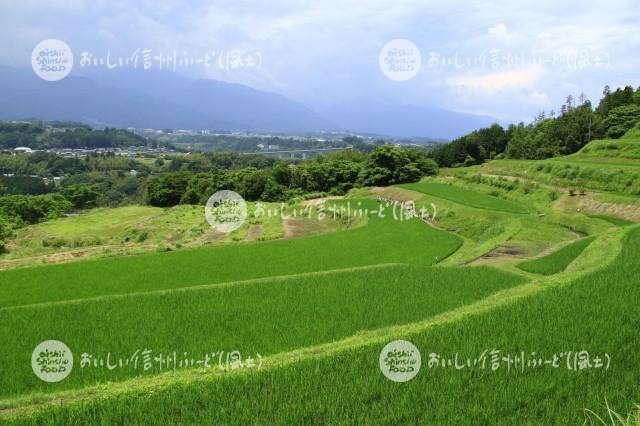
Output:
[[0, 121, 149, 149], [0, 151, 146, 177], [161, 134, 374, 153], [146, 145, 438, 206], [0, 194, 72, 252], [431, 85, 640, 166]]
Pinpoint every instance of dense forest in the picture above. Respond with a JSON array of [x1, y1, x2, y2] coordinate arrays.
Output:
[[431, 85, 640, 167], [0, 122, 149, 149]]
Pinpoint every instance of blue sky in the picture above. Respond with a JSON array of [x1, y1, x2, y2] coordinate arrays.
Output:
[[2, 0, 639, 122]]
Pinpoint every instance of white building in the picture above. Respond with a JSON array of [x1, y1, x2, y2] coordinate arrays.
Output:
[[14, 147, 34, 153]]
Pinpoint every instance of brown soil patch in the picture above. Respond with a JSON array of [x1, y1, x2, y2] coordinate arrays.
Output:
[[554, 193, 640, 222], [467, 244, 526, 267], [247, 224, 264, 241], [283, 217, 313, 239]]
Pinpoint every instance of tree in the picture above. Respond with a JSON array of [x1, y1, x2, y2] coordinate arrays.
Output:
[[145, 172, 192, 207], [603, 105, 640, 138], [359, 145, 433, 186], [60, 184, 100, 209]]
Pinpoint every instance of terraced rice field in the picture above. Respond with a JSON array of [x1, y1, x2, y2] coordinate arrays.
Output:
[[8, 227, 634, 425], [0, 264, 525, 399], [1, 162, 639, 424], [398, 181, 529, 214], [0, 200, 462, 308], [517, 236, 596, 275]]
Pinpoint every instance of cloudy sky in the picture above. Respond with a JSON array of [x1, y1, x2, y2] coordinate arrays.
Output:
[[1, 0, 639, 122]]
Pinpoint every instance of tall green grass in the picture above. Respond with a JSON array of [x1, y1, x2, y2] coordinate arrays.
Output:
[[0, 264, 525, 399], [587, 214, 634, 227], [0, 200, 462, 308], [16, 228, 638, 424], [517, 236, 596, 275], [399, 181, 529, 214], [482, 158, 640, 195]]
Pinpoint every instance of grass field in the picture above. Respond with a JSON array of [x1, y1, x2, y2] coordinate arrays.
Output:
[[517, 236, 596, 275], [0, 200, 462, 308], [586, 214, 635, 227], [479, 133, 640, 196], [8, 226, 635, 425], [398, 181, 530, 214], [0, 264, 526, 400], [2, 203, 286, 263]]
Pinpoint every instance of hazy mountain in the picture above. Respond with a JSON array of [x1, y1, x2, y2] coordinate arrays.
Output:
[[87, 69, 334, 132], [0, 66, 236, 129], [321, 99, 497, 140], [0, 66, 496, 138], [0, 67, 331, 132]]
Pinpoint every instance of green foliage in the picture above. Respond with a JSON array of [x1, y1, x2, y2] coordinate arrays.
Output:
[[59, 184, 100, 209], [0, 122, 146, 150], [506, 102, 595, 159], [145, 172, 192, 207], [0, 151, 147, 177], [603, 104, 640, 138], [0, 176, 51, 195], [359, 144, 437, 186], [431, 85, 640, 166], [147, 146, 435, 206], [431, 123, 507, 167], [0, 193, 72, 226]]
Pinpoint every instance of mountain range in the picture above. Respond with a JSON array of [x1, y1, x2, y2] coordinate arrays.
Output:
[[0, 66, 496, 139]]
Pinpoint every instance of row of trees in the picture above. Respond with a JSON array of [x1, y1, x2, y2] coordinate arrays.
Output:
[[159, 133, 373, 153], [145, 145, 438, 206], [0, 151, 146, 177], [430, 85, 640, 166]]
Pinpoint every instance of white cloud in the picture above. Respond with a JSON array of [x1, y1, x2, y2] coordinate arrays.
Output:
[[528, 90, 549, 104], [487, 23, 508, 36], [446, 65, 545, 94], [1, 0, 639, 121]]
